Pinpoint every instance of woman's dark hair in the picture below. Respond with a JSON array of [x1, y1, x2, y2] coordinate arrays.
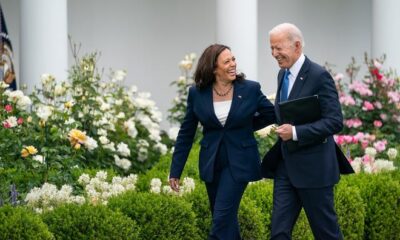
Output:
[[194, 44, 245, 89]]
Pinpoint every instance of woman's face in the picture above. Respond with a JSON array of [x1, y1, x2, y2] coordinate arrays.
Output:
[[214, 49, 237, 83]]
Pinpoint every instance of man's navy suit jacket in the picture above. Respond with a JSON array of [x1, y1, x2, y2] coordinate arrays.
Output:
[[263, 57, 344, 188], [170, 79, 276, 183]]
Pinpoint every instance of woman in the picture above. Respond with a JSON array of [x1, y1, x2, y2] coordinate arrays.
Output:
[[169, 44, 275, 239]]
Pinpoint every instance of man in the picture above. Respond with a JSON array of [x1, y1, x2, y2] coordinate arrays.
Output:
[[264, 23, 344, 239]]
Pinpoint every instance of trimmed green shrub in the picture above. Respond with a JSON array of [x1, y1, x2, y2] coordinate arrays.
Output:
[[108, 191, 201, 240], [42, 203, 139, 239], [391, 169, 400, 181], [239, 196, 267, 240], [183, 183, 212, 239], [243, 180, 274, 239], [335, 184, 365, 239], [0, 205, 53, 239], [341, 173, 400, 240]]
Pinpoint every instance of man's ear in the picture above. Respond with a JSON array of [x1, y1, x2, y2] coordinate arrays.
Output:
[[295, 41, 301, 48]]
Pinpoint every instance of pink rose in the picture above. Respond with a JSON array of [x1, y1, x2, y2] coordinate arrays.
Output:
[[4, 105, 13, 113], [354, 132, 365, 141], [361, 140, 369, 149], [339, 95, 356, 106], [344, 135, 353, 144], [362, 154, 372, 163], [387, 91, 400, 103], [335, 135, 344, 145], [334, 73, 344, 81], [373, 101, 382, 109], [373, 140, 387, 152], [373, 120, 382, 128], [2, 122, 11, 128], [349, 81, 373, 96], [17, 117, 24, 125], [345, 118, 362, 128], [362, 101, 374, 111]]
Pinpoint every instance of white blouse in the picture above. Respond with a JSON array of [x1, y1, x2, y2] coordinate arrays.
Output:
[[213, 100, 232, 126]]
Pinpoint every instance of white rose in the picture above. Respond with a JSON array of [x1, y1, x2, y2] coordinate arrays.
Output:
[[112, 70, 127, 82]]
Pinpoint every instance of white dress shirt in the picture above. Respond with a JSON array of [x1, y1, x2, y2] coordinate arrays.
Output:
[[214, 100, 232, 126]]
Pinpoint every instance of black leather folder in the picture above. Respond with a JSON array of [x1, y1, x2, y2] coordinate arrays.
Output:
[[278, 95, 321, 125], [278, 95, 321, 152]]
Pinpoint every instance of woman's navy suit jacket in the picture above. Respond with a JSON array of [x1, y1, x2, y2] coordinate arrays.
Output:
[[169, 79, 276, 183]]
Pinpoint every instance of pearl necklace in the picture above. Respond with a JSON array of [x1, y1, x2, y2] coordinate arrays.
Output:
[[213, 84, 233, 97]]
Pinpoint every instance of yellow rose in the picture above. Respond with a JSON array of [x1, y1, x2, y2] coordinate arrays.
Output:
[[21, 149, 29, 158], [21, 146, 38, 157], [68, 129, 87, 146], [64, 101, 73, 109]]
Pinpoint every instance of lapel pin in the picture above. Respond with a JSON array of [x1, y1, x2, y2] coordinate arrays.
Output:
[[300, 77, 304, 80], [238, 95, 242, 99]]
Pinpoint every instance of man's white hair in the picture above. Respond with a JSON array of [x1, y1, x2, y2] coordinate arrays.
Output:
[[269, 23, 305, 48]]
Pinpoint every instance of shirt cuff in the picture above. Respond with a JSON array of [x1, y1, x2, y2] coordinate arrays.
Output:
[[292, 126, 298, 141]]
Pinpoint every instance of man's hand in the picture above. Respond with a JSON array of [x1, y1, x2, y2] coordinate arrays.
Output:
[[169, 178, 180, 192], [276, 124, 293, 141]]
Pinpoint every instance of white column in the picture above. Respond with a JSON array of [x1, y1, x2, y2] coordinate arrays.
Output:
[[20, 0, 68, 93], [216, 0, 258, 81], [372, 0, 400, 69]]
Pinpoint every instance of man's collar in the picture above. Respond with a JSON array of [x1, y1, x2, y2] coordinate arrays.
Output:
[[288, 53, 305, 78]]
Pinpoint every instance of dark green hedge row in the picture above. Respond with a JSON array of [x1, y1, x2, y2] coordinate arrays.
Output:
[[108, 191, 201, 240], [0, 142, 399, 239], [132, 143, 400, 240], [0, 171, 398, 240]]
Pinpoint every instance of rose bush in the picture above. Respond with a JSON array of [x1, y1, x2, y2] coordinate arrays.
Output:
[[0, 45, 168, 202], [327, 54, 399, 172]]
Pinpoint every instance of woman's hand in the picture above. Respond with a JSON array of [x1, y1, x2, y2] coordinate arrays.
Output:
[[169, 178, 180, 192]]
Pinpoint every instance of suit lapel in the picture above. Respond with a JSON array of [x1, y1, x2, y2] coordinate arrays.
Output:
[[287, 57, 311, 100], [201, 85, 223, 128], [225, 80, 244, 127]]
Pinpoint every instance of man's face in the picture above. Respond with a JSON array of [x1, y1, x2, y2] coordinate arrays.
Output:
[[270, 32, 300, 69]]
